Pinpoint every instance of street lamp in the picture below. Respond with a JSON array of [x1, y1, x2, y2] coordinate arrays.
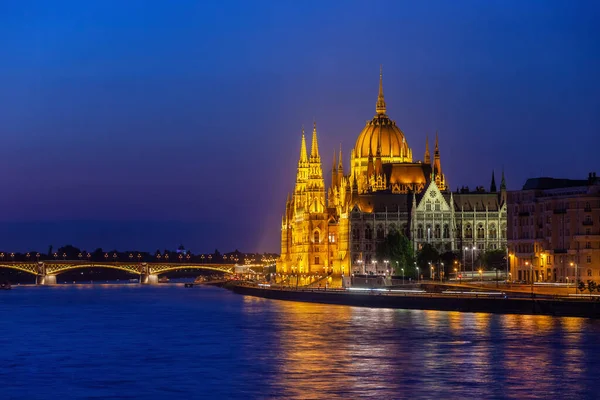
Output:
[[428, 261, 432, 280], [416, 266, 420, 283], [384, 260, 389, 275], [570, 262, 578, 294], [525, 261, 532, 296], [372, 260, 377, 275], [440, 262, 444, 282], [454, 267, 458, 282], [478, 269, 483, 285], [401, 268, 405, 285]]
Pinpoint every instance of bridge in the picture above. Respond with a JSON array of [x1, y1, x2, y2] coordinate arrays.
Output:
[[0, 261, 241, 285]]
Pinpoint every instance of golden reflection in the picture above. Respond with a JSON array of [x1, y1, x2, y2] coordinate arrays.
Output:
[[260, 301, 404, 398]]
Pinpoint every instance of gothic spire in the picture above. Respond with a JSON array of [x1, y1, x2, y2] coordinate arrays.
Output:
[[338, 144, 343, 171], [434, 131, 439, 156], [299, 126, 308, 163], [490, 170, 497, 193], [310, 121, 320, 159], [424, 135, 431, 164], [501, 169, 506, 190], [376, 65, 386, 115]]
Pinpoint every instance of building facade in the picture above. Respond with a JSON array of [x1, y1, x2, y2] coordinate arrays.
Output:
[[278, 70, 507, 276], [508, 174, 600, 283]]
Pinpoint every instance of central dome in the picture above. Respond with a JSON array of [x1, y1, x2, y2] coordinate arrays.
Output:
[[353, 68, 412, 161], [354, 114, 410, 158]]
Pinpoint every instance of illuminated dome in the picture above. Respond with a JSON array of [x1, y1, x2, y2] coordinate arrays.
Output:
[[353, 68, 412, 161], [354, 114, 410, 159]]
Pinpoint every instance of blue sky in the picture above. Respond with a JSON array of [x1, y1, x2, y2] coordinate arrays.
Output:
[[1, 0, 599, 252]]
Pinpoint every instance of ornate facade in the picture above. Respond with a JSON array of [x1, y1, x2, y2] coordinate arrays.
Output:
[[278, 70, 507, 276]]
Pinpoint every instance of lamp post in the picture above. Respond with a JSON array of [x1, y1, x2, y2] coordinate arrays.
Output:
[[401, 268, 405, 285], [526, 261, 532, 297], [454, 267, 457, 282], [416, 266, 420, 283], [428, 261, 432, 280], [372, 260, 377, 275], [440, 262, 444, 282], [395, 260, 399, 276], [478, 268, 483, 285], [570, 262, 578, 294], [384, 260, 389, 276]]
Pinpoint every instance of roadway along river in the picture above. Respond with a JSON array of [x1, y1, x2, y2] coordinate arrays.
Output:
[[1, 283, 600, 399]]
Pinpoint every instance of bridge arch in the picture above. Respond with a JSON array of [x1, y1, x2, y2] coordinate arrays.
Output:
[[45, 264, 141, 276], [150, 264, 234, 276], [0, 263, 38, 275]]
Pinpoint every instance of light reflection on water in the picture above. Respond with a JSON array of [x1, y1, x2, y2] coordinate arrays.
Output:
[[1, 285, 599, 399]]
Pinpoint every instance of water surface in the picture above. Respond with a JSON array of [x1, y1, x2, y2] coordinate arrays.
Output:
[[1, 284, 599, 399]]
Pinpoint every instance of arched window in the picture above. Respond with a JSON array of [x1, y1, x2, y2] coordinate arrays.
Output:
[[465, 224, 472, 239], [417, 224, 423, 239], [365, 225, 373, 240], [426, 201, 432, 211], [377, 225, 385, 240], [435, 200, 441, 211], [434, 224, 441, 239], [588, 269, 593, 277], [443, 224, 450, 239], [501, 224, 507, 239], [313, 231, 320, 243], [352, 228, 359, 240], [426, 224, 432, 241], [477, 224, 485, 239], [489, 224, 497, 239]]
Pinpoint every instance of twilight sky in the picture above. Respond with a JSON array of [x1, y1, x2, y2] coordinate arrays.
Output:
[[1, 0, 599, 253]]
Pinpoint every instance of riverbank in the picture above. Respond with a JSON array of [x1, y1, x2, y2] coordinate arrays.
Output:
[[227, 284, 600, 318]]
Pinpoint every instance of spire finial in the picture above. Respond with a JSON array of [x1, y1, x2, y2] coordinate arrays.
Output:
[[376, 65, 386, 115], [310, 120, 320, 159], [299, 126, 308, 163], [338, 143, 343, 171]]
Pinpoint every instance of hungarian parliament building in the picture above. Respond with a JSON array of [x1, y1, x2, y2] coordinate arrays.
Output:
[[277, 71, 507, 275]]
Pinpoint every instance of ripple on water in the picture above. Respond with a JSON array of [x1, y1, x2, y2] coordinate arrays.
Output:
[[1, 285, 600, 399]]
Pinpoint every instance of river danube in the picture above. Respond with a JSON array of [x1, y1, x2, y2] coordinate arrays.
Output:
[[1, 284, 600, 399]]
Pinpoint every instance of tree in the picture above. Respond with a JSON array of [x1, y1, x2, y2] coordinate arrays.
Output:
[[587, 280, 597, 297], [440, 251, 459, 280], [376, 231, 415, 277], [417, 243, 439, 271], [578, 280, 586, 293], [480, 249, 506, 271]]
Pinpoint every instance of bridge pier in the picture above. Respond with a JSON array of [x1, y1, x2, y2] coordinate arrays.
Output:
[[37, 275, 57, 285], [140, 274, 158, 285]]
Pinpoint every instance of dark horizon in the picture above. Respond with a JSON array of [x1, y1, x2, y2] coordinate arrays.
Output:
[[1, 0, 599, 253]]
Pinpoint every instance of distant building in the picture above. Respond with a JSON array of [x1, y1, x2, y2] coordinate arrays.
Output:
[[277, 69, 507, 276], [507, 173, 600, 283]]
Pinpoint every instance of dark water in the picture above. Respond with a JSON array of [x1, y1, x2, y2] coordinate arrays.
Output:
[[1, 285, 600, 399]]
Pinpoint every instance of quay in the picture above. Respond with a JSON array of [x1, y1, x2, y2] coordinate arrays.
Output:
[[227, 284, 600, 318]]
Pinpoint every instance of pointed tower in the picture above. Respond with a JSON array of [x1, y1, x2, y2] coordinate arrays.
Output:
[[490, 170, 497, 193], [376, 65, 386, 115], [432, 131, 446, 191], [294, 127, 310, 209], [424, 136, 431, 164], [500, 169, 507, 204], [310, 121, 320, 160], [307, 121, 325, 213], [337, 144, 344, 188]]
